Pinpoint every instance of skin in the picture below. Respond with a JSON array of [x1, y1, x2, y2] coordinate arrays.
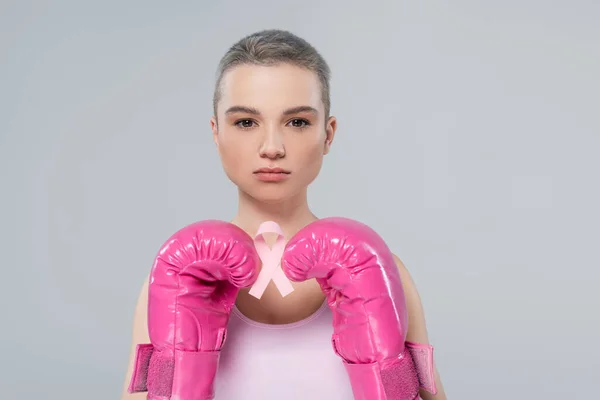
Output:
[[120, 62, 447, 399], [211, 63, 335, 323]]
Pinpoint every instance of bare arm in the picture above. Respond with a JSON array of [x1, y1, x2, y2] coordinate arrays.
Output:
[[120, 275, 151, 400], [393, 254, 448, 400]]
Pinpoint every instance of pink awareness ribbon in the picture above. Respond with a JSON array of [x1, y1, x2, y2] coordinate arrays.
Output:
[[248, 221, 295, 299]]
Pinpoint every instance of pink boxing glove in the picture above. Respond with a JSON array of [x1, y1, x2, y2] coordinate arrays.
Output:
[[127, 220, 260, 400], [282, 217, 437, 400]]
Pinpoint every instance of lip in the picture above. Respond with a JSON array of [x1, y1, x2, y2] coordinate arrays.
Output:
[[254, 167, 291, 174], [253, 167, 291, 182]]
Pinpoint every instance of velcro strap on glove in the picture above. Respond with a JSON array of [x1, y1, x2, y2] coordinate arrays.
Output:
[[127, 344, 220, 399], [340, 348, 421, 400], [128, 343, 154, 393], [405, 341, 437, 395]]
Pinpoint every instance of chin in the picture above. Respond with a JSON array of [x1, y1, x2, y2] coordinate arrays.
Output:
[[242, 183, 303, 204], [250, 189, 293, 204]]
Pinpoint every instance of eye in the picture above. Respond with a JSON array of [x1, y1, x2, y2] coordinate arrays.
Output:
[[288, 118, 311, 129], [234, 119, 256, 129]]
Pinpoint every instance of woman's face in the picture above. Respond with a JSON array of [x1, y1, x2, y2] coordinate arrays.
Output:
[[211, 63, 336, 203]]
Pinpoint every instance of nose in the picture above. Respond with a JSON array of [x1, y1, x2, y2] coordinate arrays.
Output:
[[259, 128, 285, 159]]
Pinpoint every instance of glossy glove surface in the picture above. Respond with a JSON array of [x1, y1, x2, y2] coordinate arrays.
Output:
[[282, 217, 422, 400], [129, 220, 260, 400]]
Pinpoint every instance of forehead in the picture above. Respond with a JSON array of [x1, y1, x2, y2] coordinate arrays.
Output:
[[218, 63, 323, 114]]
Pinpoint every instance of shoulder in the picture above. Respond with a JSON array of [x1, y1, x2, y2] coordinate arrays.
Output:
[[129, 275, 150, 343], [391, 253, 418, 299], [392, 253, 410, 280], [391, 253, 431, 343]]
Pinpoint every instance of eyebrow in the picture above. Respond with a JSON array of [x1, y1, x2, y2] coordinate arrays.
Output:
[[224, 105, 319, 116]]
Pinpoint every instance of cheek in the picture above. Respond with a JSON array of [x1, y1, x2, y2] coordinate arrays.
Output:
[[217, 136, 248, 173], [296, 140, 325, 172], [219, 131, 245, 157]]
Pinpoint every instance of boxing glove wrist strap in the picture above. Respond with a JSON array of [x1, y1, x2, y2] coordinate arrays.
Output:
[[405, 341, 437, 395], [342, 350, 421, 400], [128, 344, 220, 399], [338, 343, 437, 400]]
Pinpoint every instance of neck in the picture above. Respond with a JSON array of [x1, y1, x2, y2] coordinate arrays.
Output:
[[230, 188, 318, 239]]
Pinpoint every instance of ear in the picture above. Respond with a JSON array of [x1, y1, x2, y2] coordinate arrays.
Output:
[[323, 116, 337, 155], [210, 116, 219, 150]]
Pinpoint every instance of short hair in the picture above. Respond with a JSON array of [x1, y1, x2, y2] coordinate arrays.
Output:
[[213, 29, 331, 118]]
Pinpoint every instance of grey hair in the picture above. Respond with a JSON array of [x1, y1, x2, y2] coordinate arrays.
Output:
[[212, 29, 331, 118]]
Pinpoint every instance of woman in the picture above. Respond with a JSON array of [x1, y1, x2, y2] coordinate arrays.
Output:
[[120, 29, 447, 400]]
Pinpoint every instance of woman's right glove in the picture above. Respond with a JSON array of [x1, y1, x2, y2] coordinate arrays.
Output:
[[127, 220, 260, 399]]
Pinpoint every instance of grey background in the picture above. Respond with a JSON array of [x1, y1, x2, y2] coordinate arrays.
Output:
[[1, 1, 598, 399]]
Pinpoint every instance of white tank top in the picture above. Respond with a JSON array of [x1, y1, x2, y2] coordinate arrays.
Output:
[[214, 300, 355, 399]]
